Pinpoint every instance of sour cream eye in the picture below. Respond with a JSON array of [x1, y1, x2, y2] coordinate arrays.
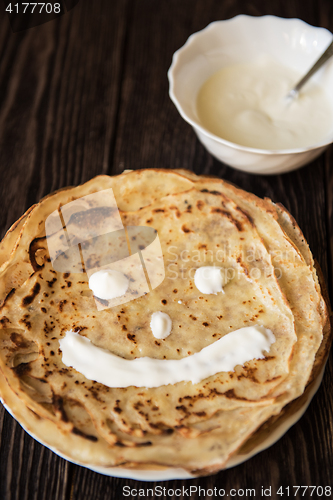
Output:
[[194, 266, 225, 295], [88, 269, 129, 300]]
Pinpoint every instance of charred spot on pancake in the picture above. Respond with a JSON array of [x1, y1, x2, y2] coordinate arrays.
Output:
[[12, 362, 31, 377], [87, 386, 104, 402], [29, 236, 47, 271], [194, 411, 206, 417], [43, 320, 55, 334], [21, 282, 41, 306], [236, 365, 259, 383], [73, 326, 87, 334], [2, 288, 15, 307], [149, 423, 174, 435], [72, 427, 98, 442], [169, 205, 181, 218], [0, 316, 10, 327], [223, 389, 255, 401], [161, 299, 167, 305], [200, 189, 221, 195], [181, 225, 192, 233], [175, 405, 189, 415], [46, 277, 57, 288], [19, 315, 32, 330], [152, 208, 165, 213], [10, 332, 31, 348], [266, 375, 281, 383], [236, 205, 255, 226], [52, 394, 68, 422], [133, 401, 143, 411], [58, 300, 67, 312], [240, 262, 249, 276], [210, 207, 244, 231]]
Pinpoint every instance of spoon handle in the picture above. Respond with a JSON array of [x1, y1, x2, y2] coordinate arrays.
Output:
[[288, 39, 333, 99]]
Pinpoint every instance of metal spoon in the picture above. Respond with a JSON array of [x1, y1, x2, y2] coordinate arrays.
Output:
[[286, 39, 333, 101]]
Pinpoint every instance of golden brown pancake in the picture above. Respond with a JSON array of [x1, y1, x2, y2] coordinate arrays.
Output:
[[0, 170, 330, 475]]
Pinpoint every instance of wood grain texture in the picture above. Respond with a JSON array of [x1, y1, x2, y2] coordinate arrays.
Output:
[[0, 0, 332, 499]]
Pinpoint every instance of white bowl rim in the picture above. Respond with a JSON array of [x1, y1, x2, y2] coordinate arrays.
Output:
[[168, 14, 333, 156]]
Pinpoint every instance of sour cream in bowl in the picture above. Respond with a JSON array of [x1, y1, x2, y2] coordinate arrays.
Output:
[[168, 15, 333, 174]]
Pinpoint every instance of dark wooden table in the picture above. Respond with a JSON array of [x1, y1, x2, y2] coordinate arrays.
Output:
[[0, 1, 332, 499]]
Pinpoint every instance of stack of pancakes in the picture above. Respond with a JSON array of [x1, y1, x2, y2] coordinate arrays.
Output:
[[0, 169, 330, 475]]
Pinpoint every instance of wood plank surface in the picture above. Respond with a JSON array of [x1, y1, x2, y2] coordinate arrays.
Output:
[[0, 1, 332, 499]]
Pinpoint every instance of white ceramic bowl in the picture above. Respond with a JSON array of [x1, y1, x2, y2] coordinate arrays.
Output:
[[168, 16, 333, 175]]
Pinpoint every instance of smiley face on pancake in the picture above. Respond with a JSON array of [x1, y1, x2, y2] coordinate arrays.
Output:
[[0, 170, 329, 475]]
